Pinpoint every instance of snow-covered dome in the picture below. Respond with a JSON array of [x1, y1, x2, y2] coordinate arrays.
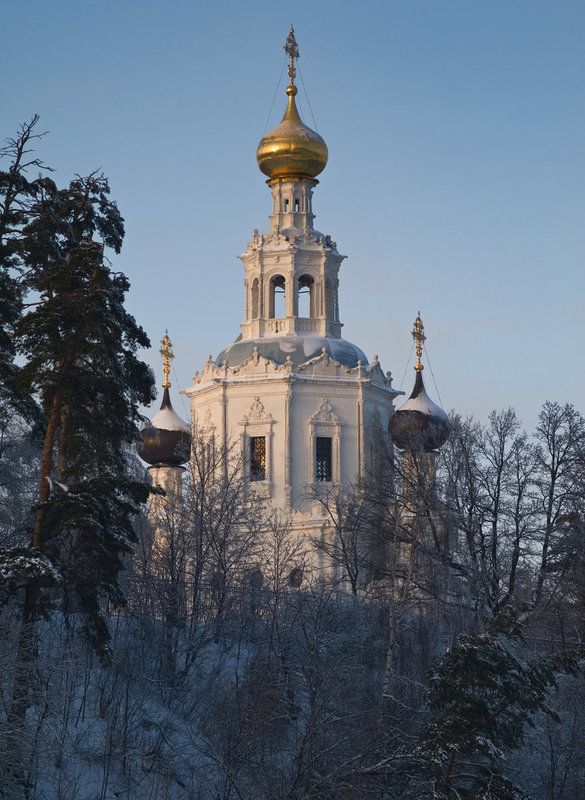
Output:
[[216, 335, 368, 370], [389, 371, 450, 452], [137, 387, 191, 467]]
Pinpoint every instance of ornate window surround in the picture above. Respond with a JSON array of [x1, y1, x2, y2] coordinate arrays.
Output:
[[240, 396, 274, 498], [308, 398, 342, 486]]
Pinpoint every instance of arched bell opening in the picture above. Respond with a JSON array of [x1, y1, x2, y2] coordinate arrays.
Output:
[[269, 275, 286, 318], [297, 274, 315, 318]]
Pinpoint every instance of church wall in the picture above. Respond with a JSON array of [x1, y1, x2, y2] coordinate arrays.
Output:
[[179, 32, 402, 560], [187, 369, 397, 530], [288, 381, 357, 509]]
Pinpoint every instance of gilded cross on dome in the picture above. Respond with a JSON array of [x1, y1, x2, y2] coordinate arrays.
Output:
[[257, 26, 328, 181], [160, 330, 174, 388], [284, 26, 299, 85], [412, 312, 426, 373]]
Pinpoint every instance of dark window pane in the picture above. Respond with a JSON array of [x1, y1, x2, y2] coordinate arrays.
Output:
[[315, 436, 332, 482], [250, 436, 266, 481]]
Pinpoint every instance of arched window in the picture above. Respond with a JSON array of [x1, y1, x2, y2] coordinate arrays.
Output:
[[297, 274, 314, 318], [270, 275, 286, 318], [251, 278, 259, 319]]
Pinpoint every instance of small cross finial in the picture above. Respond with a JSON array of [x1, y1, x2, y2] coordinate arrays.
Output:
[[160, 329, 174, 388], [412, 312, 426, 372], [284, 26, 299, 86]]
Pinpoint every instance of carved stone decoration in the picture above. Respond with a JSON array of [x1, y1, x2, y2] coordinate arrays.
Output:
[[242, 396, 273, 424], [366, 354, 392, 385], [237, 351, 282, 376], [308, 398, 343, 486], [193, 406, 216, 437], [311, 397, 340, 424], [179, 54, 406, 572], [298, 225, 317, 246], [203, 407, 213, 429]]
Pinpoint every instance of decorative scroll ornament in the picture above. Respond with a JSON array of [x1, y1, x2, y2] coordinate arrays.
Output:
[[243, 396, 272, 423], [311, 397, 340, 423]]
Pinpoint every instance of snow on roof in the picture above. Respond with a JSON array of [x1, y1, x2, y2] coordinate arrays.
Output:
[[216, 335, 368, 370], [150, 405, 190, 433], [397, 385, 448, 420]]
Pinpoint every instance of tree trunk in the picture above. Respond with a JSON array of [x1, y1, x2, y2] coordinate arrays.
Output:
[[9, 390, 62, 727]]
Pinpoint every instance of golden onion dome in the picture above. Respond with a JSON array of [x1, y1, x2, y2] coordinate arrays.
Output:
[[257, 85, 328, 181], [257, 29, 328, 181]]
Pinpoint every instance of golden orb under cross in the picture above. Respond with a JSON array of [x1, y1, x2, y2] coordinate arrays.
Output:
[[256, 27, 328, 182]]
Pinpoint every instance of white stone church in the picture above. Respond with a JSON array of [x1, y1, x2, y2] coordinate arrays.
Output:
[[139, 29, 449, 576], [185, 31, 397, 522]]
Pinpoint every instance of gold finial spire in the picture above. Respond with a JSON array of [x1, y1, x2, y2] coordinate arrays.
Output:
[[412, 312, 426, 372], [284, 25, 299, 87], [160, 330, 174, 389], [257, 28, 328, 181]]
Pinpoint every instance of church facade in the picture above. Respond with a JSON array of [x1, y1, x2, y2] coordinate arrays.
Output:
[[139, 30, 452, 589], [181, 29, 399, 544]]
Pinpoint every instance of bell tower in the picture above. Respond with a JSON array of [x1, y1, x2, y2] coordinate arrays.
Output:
[[183, 30, 399, 568], [240, 27, 343, 343]]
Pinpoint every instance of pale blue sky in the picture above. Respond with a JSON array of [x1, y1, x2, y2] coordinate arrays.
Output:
[[4, 0, 584, 429]]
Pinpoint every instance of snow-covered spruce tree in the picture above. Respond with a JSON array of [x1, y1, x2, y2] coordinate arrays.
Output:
[[0, 118, 45, 470], [11, 171, 154, 671], [0, 118, 48, 658], [394, 609, 581, 800]]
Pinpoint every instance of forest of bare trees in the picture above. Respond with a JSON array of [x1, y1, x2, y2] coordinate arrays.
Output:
[[1, 401, 584, 799], [1, 118, 584, 800]]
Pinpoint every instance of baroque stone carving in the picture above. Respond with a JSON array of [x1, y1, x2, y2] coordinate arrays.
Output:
[[242, 396, 272, 423], [310, 397, 340, 423]]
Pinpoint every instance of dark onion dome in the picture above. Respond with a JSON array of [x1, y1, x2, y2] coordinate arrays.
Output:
[[389, 371, 450, 452], [137, 387, 191, 467], [216, 335, 368, 370]]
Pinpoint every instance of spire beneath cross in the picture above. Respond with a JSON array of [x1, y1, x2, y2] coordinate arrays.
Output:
[[412, 312, 426, 373], [160, 330, 174, 388], [284, 26, 299, 86]]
